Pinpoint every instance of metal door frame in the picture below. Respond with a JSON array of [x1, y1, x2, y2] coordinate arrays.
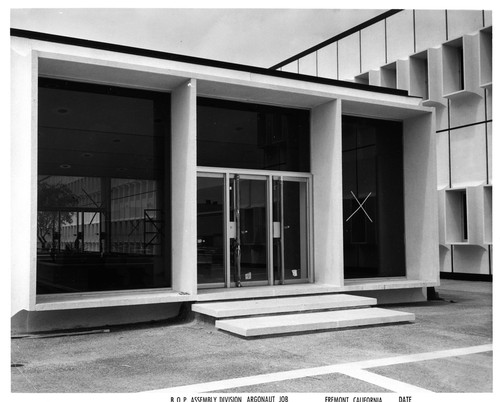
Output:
[[272, 175, 312, 285], [197, 166, 313, 289]]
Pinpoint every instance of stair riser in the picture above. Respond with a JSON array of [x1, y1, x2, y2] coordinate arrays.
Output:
[[216, 314, 415, 337], [194, 301, 376, 318], [192, 295, 377, 319]]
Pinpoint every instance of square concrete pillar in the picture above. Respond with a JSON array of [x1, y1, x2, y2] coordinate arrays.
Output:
[[11, 38, 38, 315], [310, 99, 342, 287], [403, 111, 440, 282], [171, 79, 198, 295]]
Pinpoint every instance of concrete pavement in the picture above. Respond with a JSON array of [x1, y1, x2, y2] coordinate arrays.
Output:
[[11, 279, 493, 393]]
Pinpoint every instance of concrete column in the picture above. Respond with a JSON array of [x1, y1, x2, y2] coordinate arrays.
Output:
[[171, 79, 197, 295], [403, 111, 440, 282], [11, 38, 38, 317], [310, 99, 342, 286]]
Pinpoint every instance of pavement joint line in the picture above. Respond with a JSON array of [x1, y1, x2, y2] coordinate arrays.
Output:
[[143, 343, 492, 393], [15, 366, 39, 392], [335, 368, 434, 394]]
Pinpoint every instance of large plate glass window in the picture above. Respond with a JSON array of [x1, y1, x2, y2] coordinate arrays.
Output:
[[37, 79, 171, 294], [342, 115, 406, 279], [197, 98, 310, 172]]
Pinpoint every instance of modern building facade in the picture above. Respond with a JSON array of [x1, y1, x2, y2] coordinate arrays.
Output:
[[11, 14, 440, 333], [274, 9, 493, 280]]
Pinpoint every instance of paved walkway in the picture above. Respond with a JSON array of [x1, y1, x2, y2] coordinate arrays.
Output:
[[147, 344, 492, 394], [11, 279, 494, 395]]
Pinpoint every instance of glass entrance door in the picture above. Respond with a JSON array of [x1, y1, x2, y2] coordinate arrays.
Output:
[[197, 174, 226, 286], [197, 170, 311, 288], [230, 175, 269, 286], [273, 177, 309, 284]]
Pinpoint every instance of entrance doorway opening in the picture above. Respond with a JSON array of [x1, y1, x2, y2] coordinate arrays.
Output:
[[197, 170, 311, 288]]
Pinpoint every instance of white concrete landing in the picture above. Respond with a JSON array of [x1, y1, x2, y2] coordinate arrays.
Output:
[[192, 294, 377, 318], [215, 308, 415, 337]]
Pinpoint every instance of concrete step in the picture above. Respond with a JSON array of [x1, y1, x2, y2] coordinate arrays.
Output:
[[192, 294, 377, 318], [215, 307, 415, 337]]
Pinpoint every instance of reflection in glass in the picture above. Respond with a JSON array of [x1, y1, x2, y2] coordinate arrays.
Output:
[[282, 180, 308, 281], [36, 79, 170, 294], [273, 179, 308, 283], [342, 116, 405, 279], [197, 98, 310, 172], [231, 177, 268, 285]]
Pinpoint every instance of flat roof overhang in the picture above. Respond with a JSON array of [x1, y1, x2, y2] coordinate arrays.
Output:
[[12, 28, 431, 119], [11, 28, 409, 96]]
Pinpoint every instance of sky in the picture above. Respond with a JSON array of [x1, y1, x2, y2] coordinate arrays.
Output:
[[10, 7, 386, 68], [10, 1, 498, 67]]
